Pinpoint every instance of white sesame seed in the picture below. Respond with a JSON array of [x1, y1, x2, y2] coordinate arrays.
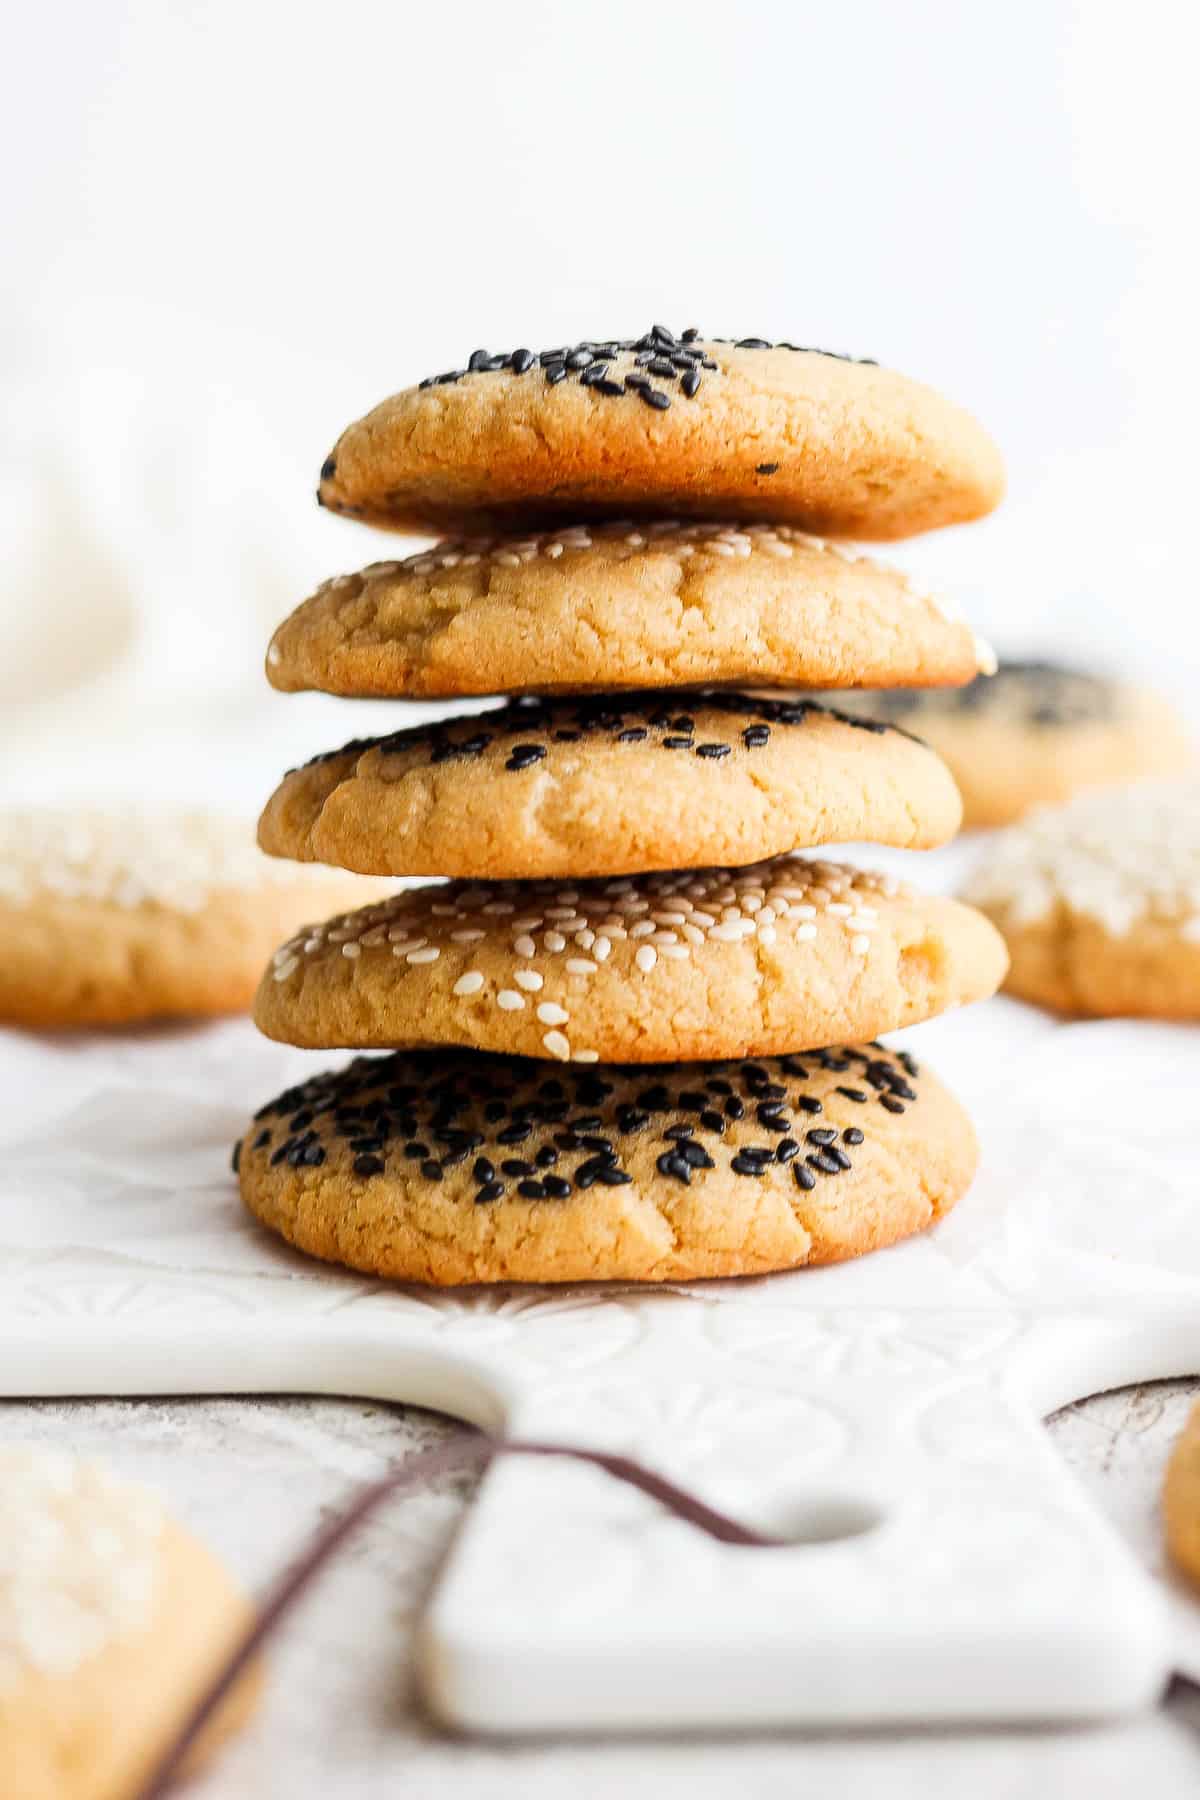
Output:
[[514, 935, 536, 958], [851, 935, 871, 955], [566, 958, 598, 975], [543, 1030, 571, 1061], [659, 944, 690, 960], [407, 946, 440, 964], [544, 931, 567, 952], [635, 945, 658, 973], [272, 956, 299, 981], [450, 928, 485, 943], [629, 920, 657, 939], [827, 902, 853, 916], [572, 1049, 600, 1063], [796, 923, 818, 941], [514, 969, 543, 991], [497, 990, 525, 1010], [342, 943, 362, 959], [593, 936, 612, 962], [757, 924, 778, 945], [511, 916, 544, 931], [453, 971, 484, 996], [536, 1002, 569, 1026]]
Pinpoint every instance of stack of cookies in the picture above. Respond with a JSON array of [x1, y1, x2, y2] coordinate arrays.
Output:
[[237, 328, 1009, 1285]]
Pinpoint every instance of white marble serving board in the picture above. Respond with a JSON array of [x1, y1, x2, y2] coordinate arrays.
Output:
[[2, 996, 1200, 1732]]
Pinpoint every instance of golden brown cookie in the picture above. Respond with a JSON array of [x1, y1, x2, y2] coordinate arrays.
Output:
[[254, 854, 1007, 1063], [1164, 1399, 1200, 1589], [316, 328, 1004, 539], [0, 809, 387, 1029], [963, 779, 1200, 1018], [808, 661, 1192, 828], [266, 520, 992, 701], [0, 1445, 258, 1800], [257, 692, 964, 880], [237, 1042, 978, 1284]]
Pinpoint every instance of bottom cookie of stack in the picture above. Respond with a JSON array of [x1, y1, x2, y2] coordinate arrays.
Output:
[[235, 1043, 976, 1285]]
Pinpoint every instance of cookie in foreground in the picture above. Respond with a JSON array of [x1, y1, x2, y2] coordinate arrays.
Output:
[[963, 779, 1200, 1018], [266, 520, 991, 700], [315, 329, 1004, 539], [258, 692, 964, 880], [813, 660, 1191, 828], [0, 1444, 258, 1799], [254, 854, 1008, 1063], [237, 1043, 977, 1284], [0, 809, 387, 1028]]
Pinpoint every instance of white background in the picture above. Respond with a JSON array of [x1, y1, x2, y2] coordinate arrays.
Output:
[[2, 0, 1198, 805]]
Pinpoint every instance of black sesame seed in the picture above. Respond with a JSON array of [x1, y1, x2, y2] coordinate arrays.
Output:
[[776, 1139, 800, 1163], [695, 742, 731, 760], [794, 1096, 823, 1115], [699, 1109, 726, 1133], [535, 1146, 559, 1168], [743, 725, 771, 748], [231, 1139, 242, 1173], [566, 348, 593, 369], [681, 369, 702, 397], [473, 1157, 495, 1183], [807, 1152, 843, 1176], [509, 347, 535, 373], [662, 735, 693, 749], [542, 1175, 572, 1199], [319, 455, 337, 481], [301, 1144, 327, 1167], [252, 1128, 270, 1150], [592, 378, 625, 397], [806, 1128, 837, 1146], [793, 1163, 817, 1191], [498, 1122, 533, 1144], [756, 462, 780, 475], [836, 1087, 869, 1103], [354, 1154, 385, 1177], [879, 1096, 906, 1114], [506, 744, 547, 772], [640, 386, 672, 410], [731, 1151, 768, 1177], [518, 1178, 546, 1199], [843, 1128, 865, 1146], [658, 1151, 691, 1185], [678, 1140, 714, 1170], [501, 1159, 533, 1177], [421, 1159, 443, 1182], [475, 1182, 504, 1205], [597, 1166, 633, 1186], [544, 362, 567, 385], [724, 1096, 745, 1120]]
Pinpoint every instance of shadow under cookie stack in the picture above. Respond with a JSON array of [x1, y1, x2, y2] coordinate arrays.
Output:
[[237, 327, 1009, 1285]]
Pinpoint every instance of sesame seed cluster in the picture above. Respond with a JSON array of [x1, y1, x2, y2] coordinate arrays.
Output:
[[966, 780, 1200, 938], [0, 808, 350, 913], [242, 325, 1002, 1278], [0, 1446, 161, 1689]]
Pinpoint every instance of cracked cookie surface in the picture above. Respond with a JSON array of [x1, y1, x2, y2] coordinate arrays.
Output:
[[253, 853, 1008, 1062], [258, 691, 963, 879], [236, 1042, 978, 1284]]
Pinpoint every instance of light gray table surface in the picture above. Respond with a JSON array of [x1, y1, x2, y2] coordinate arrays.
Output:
[[3, 1380, 1198, 1797]]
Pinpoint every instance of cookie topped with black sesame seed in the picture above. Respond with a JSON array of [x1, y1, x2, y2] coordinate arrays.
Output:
[[257, 690, 963, 880], [315, 327, 1003, 540], [236, 1042, 978, 1284], [253, 853, 1007, 1064], [266, 520, 992, 701], [812, 661, 1192, 827]]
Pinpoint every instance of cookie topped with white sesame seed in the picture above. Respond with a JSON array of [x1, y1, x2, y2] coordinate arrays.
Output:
[[963, 778, 1200, 1018], [266, 520, 992, 701], [0, 808, 386, 1028], [315, 328, 1004, 540], [253, 853, 1007, 1064], [803, 661, 1192, 827], [236, 1042, 979, 1284], [257, 691, 964, 880], [0, 1444, 258, 1798]]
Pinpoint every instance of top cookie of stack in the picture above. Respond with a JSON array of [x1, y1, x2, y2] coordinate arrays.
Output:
[[240, 328, 1007, 1286]]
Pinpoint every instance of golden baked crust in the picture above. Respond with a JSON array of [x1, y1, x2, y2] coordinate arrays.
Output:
[[316, 333, 1004, 539], [257, 693, 964, 880], [1164, 1399, 1200, 1589], [964, 779, 1200, 1018], [0, 809, 386, 1028], [266, 521, 991, 700], [0, 1452, 258, 1800], [814, 663, 1193, 828], [253, 854, 1008, 1063], [237, 1043, 978, 1284]]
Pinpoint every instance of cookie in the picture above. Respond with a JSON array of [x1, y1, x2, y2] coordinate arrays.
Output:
[[257, 692, 964, 881], [963, 779, 1200, 1018], [266, 520, 993, 701], [236, 1042, 977, 1284], [1164, 1399, 1200, 1589], [254, 854, 1008, 1063], [810, 661, 1192, 828], [0, 809, 387, 1028], [0, 1444, 257, 1800], [315, 327, 1004, 539]]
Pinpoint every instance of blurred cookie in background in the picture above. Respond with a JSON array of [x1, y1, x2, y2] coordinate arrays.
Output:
[[0, 809, 388, 1029], [963, 778, 1200, 1019], [0, 1443, 258, 1799], [797, 660, 1192, 828], [1164, 1399, 1200, 1591]]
